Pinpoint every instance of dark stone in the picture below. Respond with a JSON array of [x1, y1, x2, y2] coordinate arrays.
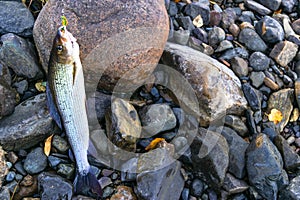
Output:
[[0, 1, 34, 37], [190, 128, 229, 189], [12, 80, 28, 95], [0, 80, 16, 118], [281, 0, 297, 13], [245, 109, 257, 135], [274, 135, 300, 171], [190, 178, 204, 197], [0, 62, 11, 86], [223, 173, 249, 194], [52, 135, 69, 153], [220, 127, 248, 179], [181, 188, 189, 200], [38, 172, 73, 200], [256, 0, 282, 11], [0, 187, 10, 200], [242, 83, 262, 111], [221, 8, 237, 29], [249, 52, 270, 71], [246, 134, 289, 199], [208, 27, 225, 47], [192, 28, 208, 43], [224, 115, 248, 137], [279, 176, 300, 199], [244, 0, 272, 16], [0, 94, 55, 151], [292, 18, 300, 35], [14, 161, 27, 176], [255, 16, 284, 44], [262, 127, 278, 141], [176, 16, 195, 31], [57, 163, 75, 180], [0, 33, 42, 80], [23, 147, 47, 174], [183, 2, 210, 25], [168, 1, 178, 16], [220, 47, 249, 60], [5, 171, 15, 182], [239, 28, 267, 52]]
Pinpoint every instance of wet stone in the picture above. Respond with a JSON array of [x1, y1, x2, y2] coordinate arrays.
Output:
[[208, 27, 225, 47], [139, 104, 176, 137], [230, 57, 249, 78], [255, 16, 284, 44], [190, 178, 204, 197], [250, 71, 265, 88], [223, 173, 249, 194], [270, 41, 298, 67], [52, 135, 69, 153], [239, 28, 267, 52], [274, 135, 300, 171], [181, 188, 189, 200], [279, 175, 300, 200], [244, 0, 272, 16], [242, 83, 262, 111], [220, 127, 248, 179], [264, 76, 279, 91], [246, 133, 288, 199], [38, 172, 73, 200], [249, 52, 270, 71], [48, 155, 66, 168], [23, 147, 47, 174]]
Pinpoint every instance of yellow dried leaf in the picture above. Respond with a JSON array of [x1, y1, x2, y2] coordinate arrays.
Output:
[[61, 16, 68, 26], [145, 138, 165, 151], [35, 82, 46, 92], [44, 134, 54, 156], [267, 109, 283, 125], [261, 22, 267, 35]]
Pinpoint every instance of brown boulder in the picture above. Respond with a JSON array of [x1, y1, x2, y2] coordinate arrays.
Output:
[[33, 0, 169, 92]]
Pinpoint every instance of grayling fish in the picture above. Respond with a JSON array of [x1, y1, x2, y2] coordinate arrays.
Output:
[[46, 25, 101, 197]]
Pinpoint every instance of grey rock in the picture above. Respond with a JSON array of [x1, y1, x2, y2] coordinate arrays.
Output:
[[191, 178, 204, 197], [192, 28, 208, 43], [106, 98, 141, 151], [270, 41, 298, 67], [176, 16, 195, 32], [5, 180, 18, 193], [0, 187, 10, 200], [262, 127, 278, 141], [173, 29, 190, 45], [5, 171, 15, 182], [161, 42, 247, 126], [244, 0, 272, 16], [279, 176, 300, 200], [250, 71, 265, 88], [136, 148, 184, 200], [190, 128, 229, 189], [0, 62, 11, 86], [23, 147, 47, 174], [12, 80, 28, 95], [220, 47, 249, 60], [0, 1, 34, 37], [48, 155, 67, 168], [140, 104, 176, 137], [223, 173, 249, 194], [220, 127, 248, 178], [274, 135, 300, 171], [267, 89, 294, 132], [0, 94, 55, 151], [0, 80, 17, 118], [0, 33, 42, 80], [246, 133, 289, 199], [215, 40, 233, 53], [208, 27, 225, 47], [249, 52, 270, 71], [57, 164, 75, 180], [52, 135, 69, 153], [102, 187, 114, 199], [14, 161, 27, 176], [239, 28, 267, 52], [99, 176, 112, 189], [256, 0, 282, 11], [167, 1, 178, 16], [224, 115, 248, 137], [38, 172, 73, 200], [221, 8, 237, 29], [242, 83, 262, 111], [255, 16, 284, 44], [282, 0, 297, 13], [183, 2, 210, 25], [230, 57, 249, 78], [210, 10, 222, 27], [292, 19, 300, 35]]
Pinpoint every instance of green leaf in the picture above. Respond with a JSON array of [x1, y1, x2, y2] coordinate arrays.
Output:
[[61, 16, 68, 26]]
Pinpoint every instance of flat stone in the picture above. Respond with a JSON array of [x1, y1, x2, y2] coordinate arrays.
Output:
[[223, 115, 248, 137], [279, 176, 300, 200], [0, 80, 17, 118], [183, 2, 210, 25], [161, 42, 247, 126], [242, 83, 262, 111], [244, 0, 272, 16], [106, 98, 141, 151], [255, 16, 284, 44], [223, 173, 249, 194], [230, 57, 249, 78], [256, 0, 282, 10], [23, 147, 47, 174], [0, 33, 42, 80], [38, 172, 73, 200], [267, 89, 294, 132], [0, 1, 34, 37], [250, 71, 265, 88], [270, 41, 298, 67], [139, 104, 176, 137], [190, 128, 229, 189], [34, 0, 169, 93], [239, 28, 267, 52], [274, 135, 300, 171], [136, 148, 184, 200], [0, 94, 55, 151], [246, 133, 289, 199]]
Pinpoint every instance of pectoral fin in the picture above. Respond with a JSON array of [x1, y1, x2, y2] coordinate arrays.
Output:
[[46, 83, 63, 129]]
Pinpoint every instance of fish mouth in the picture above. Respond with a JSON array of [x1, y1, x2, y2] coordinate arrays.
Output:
[[57, 26, 69, 43]]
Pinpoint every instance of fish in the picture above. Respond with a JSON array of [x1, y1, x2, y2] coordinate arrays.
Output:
[[46, 25, 102, 198]]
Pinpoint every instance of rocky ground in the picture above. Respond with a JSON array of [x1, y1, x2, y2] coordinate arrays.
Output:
[[0, 0, 300, 199]]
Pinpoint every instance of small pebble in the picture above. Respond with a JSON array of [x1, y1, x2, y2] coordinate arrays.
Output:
[[7, 152, 18, 164], [287, 136, 296, 145], [5, 171, 16, 182]]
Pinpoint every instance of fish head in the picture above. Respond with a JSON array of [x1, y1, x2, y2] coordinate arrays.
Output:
[[52, 26, 79, 64]]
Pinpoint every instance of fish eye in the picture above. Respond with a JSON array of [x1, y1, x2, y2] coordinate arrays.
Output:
[[57, 45, 63, 51]]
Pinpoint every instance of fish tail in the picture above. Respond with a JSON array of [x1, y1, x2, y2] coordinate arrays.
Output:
[[74, 168, 102, 199]]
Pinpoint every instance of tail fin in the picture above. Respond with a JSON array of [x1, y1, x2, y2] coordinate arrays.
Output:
[[74, 169, 102, 199]]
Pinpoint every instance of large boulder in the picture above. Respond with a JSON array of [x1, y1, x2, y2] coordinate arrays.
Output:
[[160, 42, 247, 126], [33, 0, 169, 92]]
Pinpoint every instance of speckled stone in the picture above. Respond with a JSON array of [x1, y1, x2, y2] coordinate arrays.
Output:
[[34, 0, 169, 92]]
